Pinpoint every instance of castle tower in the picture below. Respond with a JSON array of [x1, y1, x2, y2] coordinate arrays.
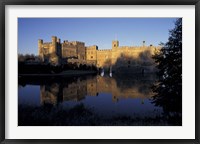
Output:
[[38, 39, 44, 60], [57, 38, 61, 44], [112, 40, 119, 49], [143, 41, 145, 47], [50, 36, 57, 53]]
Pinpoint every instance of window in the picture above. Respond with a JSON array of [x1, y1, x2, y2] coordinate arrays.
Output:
[[43, 48, 48, 55], [91, 56, 93, 59]]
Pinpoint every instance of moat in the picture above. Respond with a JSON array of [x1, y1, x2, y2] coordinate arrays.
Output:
[[18, 73, 181, 126]]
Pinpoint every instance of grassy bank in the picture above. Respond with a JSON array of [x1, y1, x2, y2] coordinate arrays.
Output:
[[19, 70, 97, 77], [18, 62, 98, 75]]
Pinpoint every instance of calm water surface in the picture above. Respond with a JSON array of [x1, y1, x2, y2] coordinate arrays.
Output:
[[18, 73, 181, 126]]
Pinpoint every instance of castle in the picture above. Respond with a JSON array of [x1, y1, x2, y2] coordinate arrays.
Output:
[[38, 36, 161, 72]]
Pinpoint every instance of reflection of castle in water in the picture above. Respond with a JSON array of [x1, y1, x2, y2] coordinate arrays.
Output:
[[40, 75, 156, 105]]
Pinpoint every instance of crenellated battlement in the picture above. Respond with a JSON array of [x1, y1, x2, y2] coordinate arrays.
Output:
[[63, 40, 85, 46], [38, 36, 161, 67]]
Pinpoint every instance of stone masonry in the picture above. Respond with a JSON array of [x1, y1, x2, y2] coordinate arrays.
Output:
[[38, 36, 161, 72]]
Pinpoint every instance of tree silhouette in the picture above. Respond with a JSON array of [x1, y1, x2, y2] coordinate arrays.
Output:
[[152, 18, 182, 115]]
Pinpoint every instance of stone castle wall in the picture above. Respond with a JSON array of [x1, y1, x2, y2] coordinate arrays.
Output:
[[38, 36, 161, 70], [38, 36, 62, 65], [62, 40, 86, 60]]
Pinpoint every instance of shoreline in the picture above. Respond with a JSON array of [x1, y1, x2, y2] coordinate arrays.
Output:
[[19, 70, 97, 77]]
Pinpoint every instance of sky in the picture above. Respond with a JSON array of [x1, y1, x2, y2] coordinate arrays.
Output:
[[18, 18, 177, 55]]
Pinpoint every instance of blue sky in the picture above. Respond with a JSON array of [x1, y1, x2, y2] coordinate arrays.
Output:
[[18, 18, 177, 55]]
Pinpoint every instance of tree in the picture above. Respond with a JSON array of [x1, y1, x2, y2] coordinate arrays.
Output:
[[152, 18, 182, 115], [18, 54, 25, 62]]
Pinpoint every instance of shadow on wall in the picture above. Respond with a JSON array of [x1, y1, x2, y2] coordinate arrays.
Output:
[[103, 49, 158, 73]]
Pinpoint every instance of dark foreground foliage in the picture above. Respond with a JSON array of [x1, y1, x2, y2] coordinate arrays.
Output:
[[151, 19, 182, 119], [18, 103, 181, 126]]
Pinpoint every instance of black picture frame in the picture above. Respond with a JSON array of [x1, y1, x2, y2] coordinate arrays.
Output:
[[0, 0, 199, 143]]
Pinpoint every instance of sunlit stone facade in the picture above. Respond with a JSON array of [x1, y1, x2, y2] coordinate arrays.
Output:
[[38, 36, 161, 72]]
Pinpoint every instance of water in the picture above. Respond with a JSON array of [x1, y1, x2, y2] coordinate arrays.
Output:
[[18, 73, 181, 126]]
